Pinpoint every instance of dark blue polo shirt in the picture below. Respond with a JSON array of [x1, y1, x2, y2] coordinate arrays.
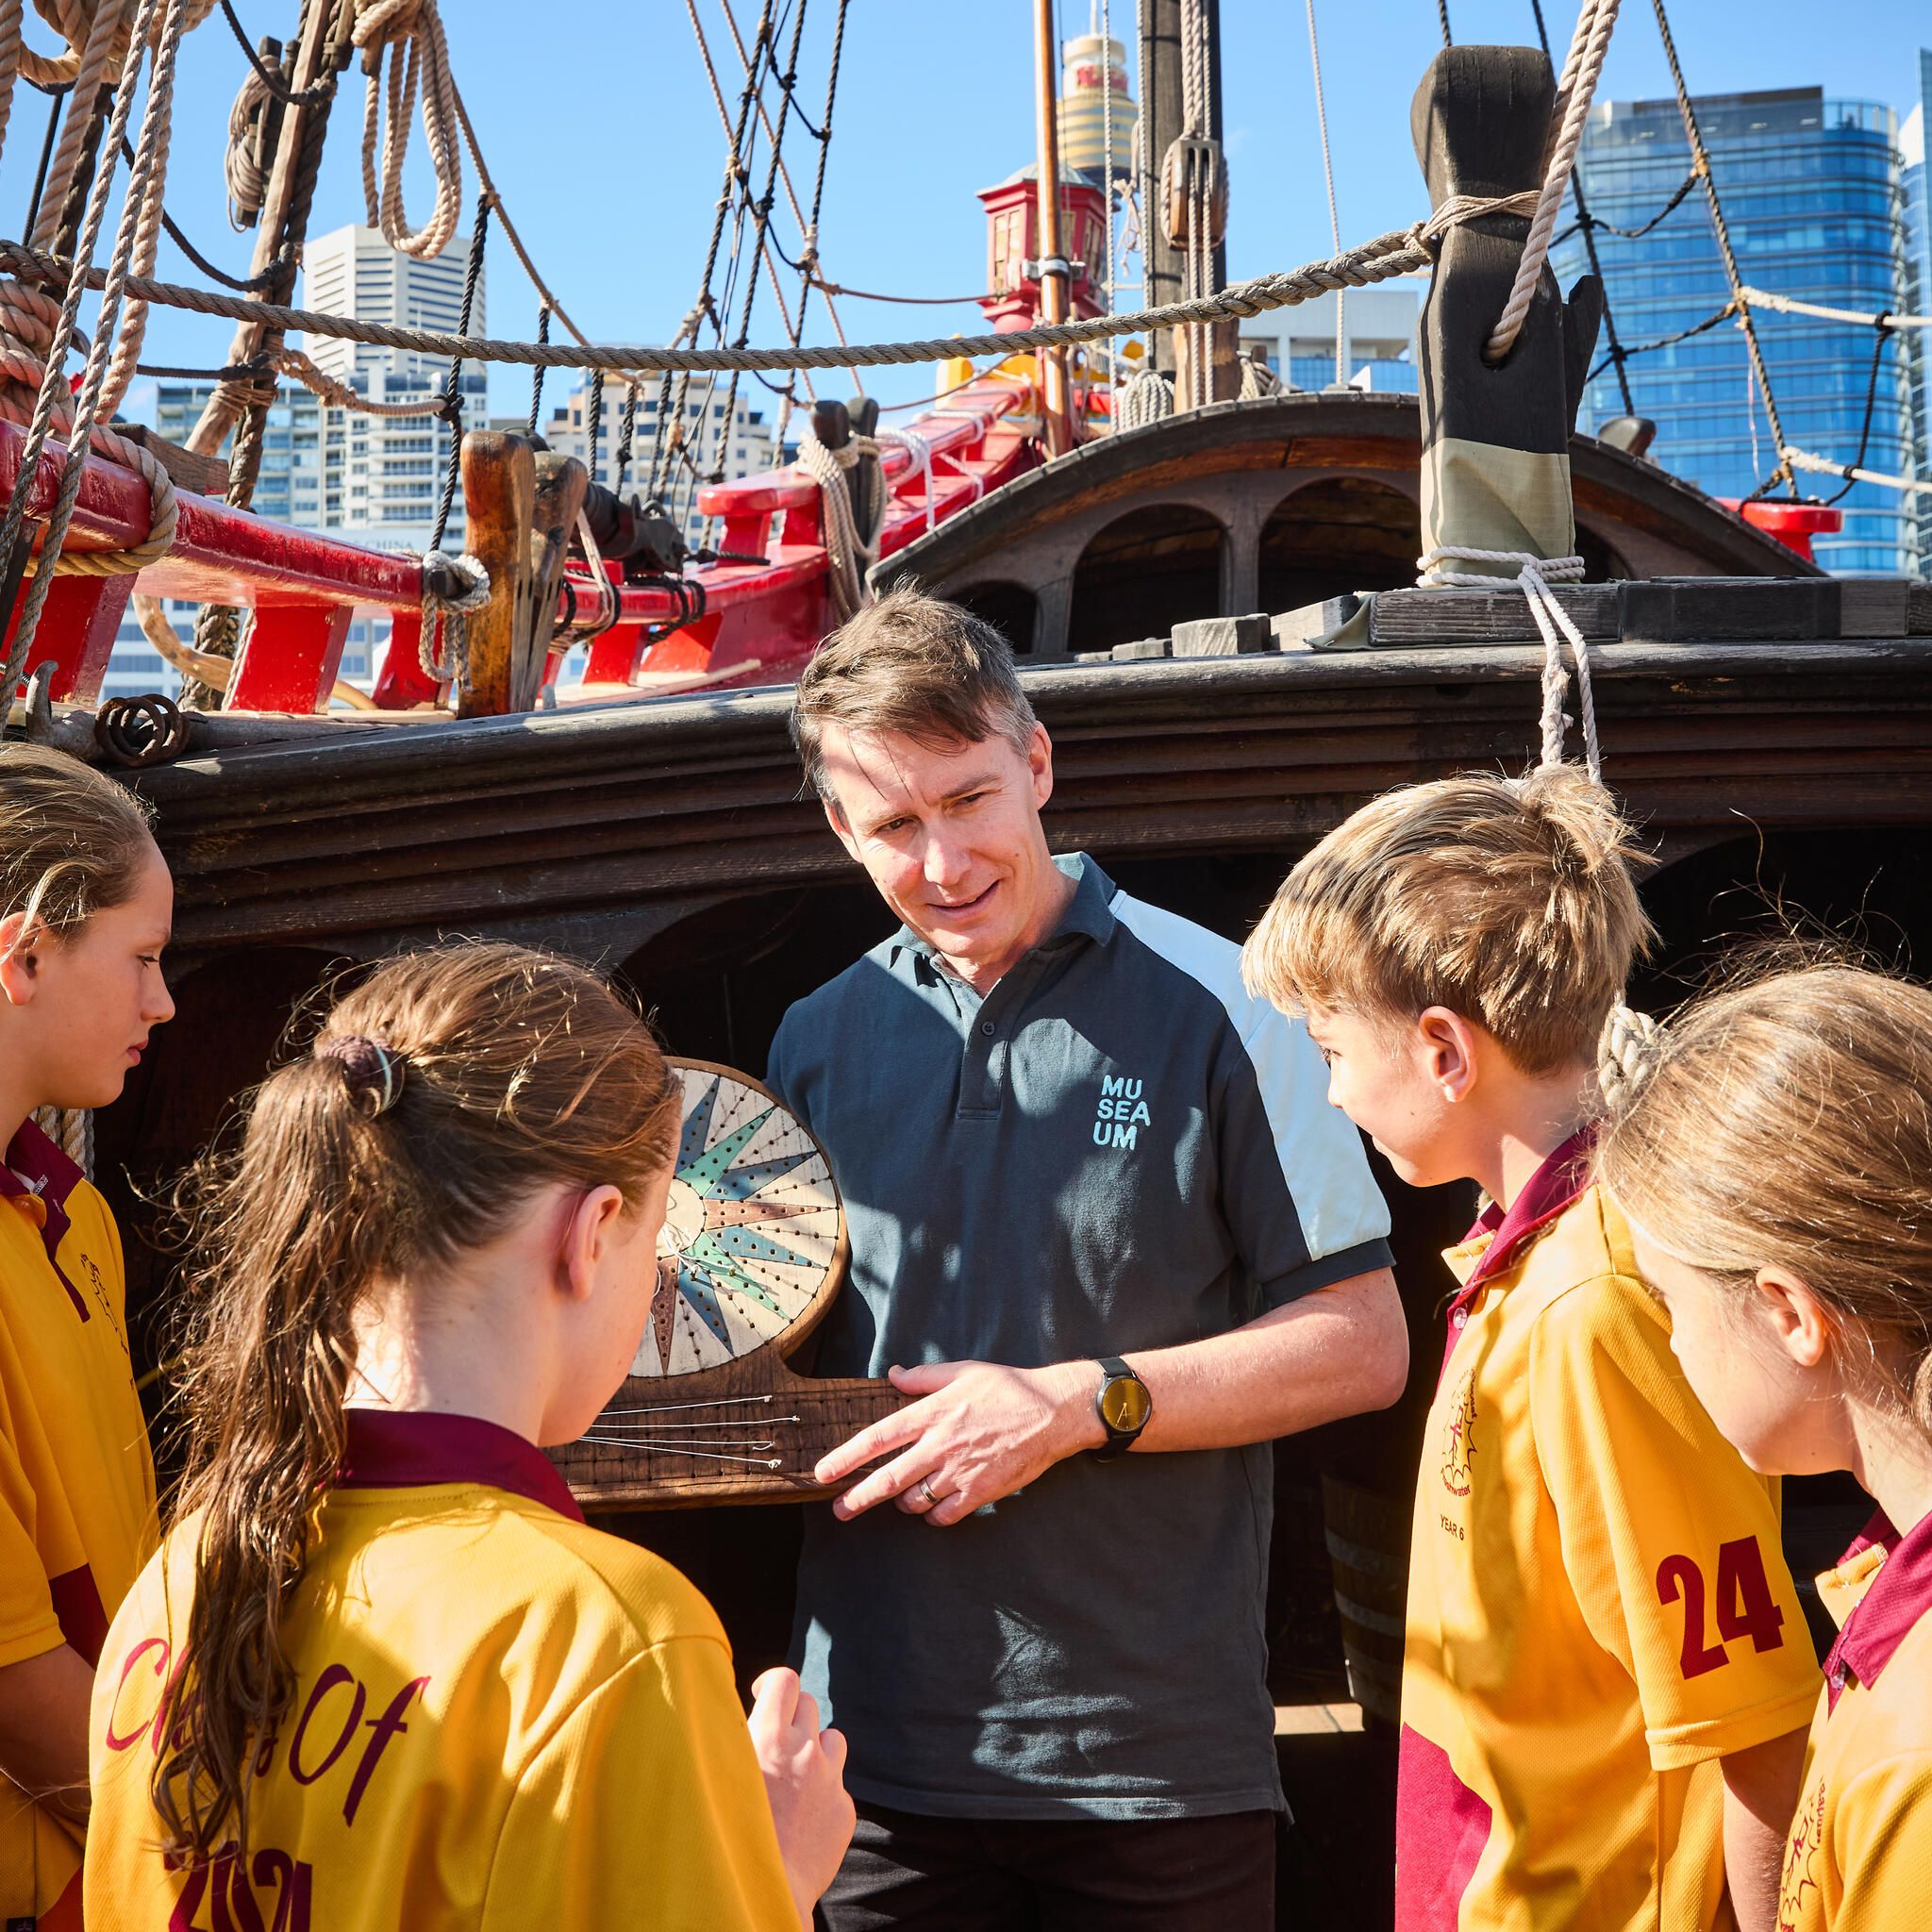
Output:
[[767, 854, 1392, 1820]]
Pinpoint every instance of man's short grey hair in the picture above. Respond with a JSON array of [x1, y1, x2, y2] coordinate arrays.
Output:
[[790, 582, 1040, 807]]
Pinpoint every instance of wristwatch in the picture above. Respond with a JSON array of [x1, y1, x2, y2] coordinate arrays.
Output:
[[1091, 1357, 1153, 1461]]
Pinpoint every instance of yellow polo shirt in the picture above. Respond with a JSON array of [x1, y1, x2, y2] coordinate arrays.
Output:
[[1777, 1512, 1932, 1930], [85, 1408, 799, 1932], [1, 1120, 158, 1930], [1396, 1132, 1821, 1931]]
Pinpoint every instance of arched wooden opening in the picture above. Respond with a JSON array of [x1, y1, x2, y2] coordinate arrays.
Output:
[[949, 580, 1042, 656], [1257, 477, 1421, 614], [1068, 504, 1226, 656]]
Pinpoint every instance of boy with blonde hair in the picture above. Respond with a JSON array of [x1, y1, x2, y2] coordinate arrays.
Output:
[[1242, 767, 1821, 1932]]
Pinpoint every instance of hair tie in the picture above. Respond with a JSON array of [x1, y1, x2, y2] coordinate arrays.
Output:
[[1597, 1003, 1662, 1116], [318, 1035, 404, 1116]]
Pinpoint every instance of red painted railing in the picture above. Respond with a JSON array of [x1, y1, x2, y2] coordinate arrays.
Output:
[[4, 374, 1040, 717]]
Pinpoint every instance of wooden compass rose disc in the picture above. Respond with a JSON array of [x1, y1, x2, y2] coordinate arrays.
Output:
[[639, 1060, 846, 1377]]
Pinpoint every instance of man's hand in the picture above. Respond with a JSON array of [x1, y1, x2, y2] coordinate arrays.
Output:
[[816, 1359, 1101, 1525], [748, 1666, 855, 1930]]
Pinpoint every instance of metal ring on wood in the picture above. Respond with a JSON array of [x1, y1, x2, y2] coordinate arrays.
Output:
[[94, 691, 189, 767]]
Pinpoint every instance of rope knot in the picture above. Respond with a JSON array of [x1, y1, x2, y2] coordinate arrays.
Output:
[[1597, 1003, 1663, 1115], [418, 548, 490, 689]]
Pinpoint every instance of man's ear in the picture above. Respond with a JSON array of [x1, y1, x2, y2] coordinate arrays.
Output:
[[820, 793, 864, 867], [1417, 1006, 1480, 1103], [558, 1184, 627, 1303], [1027, 722, 1055, 811], [0, 913, 44, 1009]]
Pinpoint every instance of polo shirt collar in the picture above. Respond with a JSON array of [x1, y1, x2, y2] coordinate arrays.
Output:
[[887, 852, 1118, 973], [1822, 1506, 1932, 1707], [1446, 1124, 1597, 1301], [338, 1408, 585, 1523], [1, 1117, 83, 1259]]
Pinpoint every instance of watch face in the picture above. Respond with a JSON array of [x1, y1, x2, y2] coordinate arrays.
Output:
[[1100, 1374, 1153, 1435]]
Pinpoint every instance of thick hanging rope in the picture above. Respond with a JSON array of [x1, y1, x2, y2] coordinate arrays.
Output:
[[875, 425, 933, 532], [349, 0, 461, 260], [1485, 0, 1619, 364], [1417, 545, 1599, 780], [0, 216, 1473, 373]]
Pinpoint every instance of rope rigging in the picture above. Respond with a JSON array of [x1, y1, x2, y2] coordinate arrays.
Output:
[[1304, 0, 1344, 390], [1525, 0, 1632, 413]]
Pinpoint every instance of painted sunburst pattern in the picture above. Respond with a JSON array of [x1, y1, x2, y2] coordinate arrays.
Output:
[[631, 1065, 841, 1377]]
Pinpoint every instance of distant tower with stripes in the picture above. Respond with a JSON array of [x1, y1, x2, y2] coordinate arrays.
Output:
[[1057, 31, 1137, 184]]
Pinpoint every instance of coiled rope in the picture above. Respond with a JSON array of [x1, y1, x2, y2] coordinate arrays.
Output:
[[350, 0, 461, 260]]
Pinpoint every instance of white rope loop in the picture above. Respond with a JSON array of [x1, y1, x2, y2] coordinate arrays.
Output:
[[1416, 545, 1599, 781], [797, 426, 881, 624]]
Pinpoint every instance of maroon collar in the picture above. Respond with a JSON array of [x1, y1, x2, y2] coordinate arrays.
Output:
[[2, 1118, 84, 1266], [338, 1409, 584, 1524], [1824, 1506, 1932, 1707], [1456, 1125, 1598, 1306]]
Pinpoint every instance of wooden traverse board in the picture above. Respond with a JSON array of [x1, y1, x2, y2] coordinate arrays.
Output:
[[552, 1060, 906, 1510]]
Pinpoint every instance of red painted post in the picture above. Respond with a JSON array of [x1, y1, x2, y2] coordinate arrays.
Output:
[[371, 611, 440, 708], [226, 606, 352, 713], [4, 575, 132, 702]]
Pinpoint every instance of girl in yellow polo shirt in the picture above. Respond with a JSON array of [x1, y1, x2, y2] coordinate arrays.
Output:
[[1600, 963, 1932, 1932], [0, 744, 175, 1929], [84, 940, 851, 1932]]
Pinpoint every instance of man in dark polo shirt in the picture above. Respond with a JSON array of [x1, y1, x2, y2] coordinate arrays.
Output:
[[766, 587, 1407, 1930]]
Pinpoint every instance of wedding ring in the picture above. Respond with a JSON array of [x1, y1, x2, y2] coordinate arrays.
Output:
[[917, 1478, 941, 1508]]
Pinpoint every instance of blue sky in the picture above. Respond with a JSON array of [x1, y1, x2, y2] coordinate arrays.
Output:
[[2, 1, 1926, 425]]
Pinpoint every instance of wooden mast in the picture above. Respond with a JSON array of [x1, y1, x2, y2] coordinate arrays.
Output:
[[1032, 0, 1072, 456]]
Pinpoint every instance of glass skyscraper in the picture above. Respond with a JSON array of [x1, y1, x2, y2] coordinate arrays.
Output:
[[1901, 53, 1930, 577], [1554, 86, 1917, 577]]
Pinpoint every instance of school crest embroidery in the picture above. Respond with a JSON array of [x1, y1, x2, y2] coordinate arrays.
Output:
[[1441, 1368, 1477, 1497], [1778, 1774, 1825, 1931]]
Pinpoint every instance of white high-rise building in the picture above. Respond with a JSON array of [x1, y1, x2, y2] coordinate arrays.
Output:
[[298, 224, 489, 552]]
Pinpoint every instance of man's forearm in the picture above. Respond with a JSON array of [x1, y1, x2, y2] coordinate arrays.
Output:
[[1116, 1267, 1407, 1454]]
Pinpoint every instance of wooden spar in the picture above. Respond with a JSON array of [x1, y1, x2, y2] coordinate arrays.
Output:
[[454, 431, 537, 719], [1032, 0, 1073, 455], [1411, 46, 1604, 575], [1140, 0, 1184, 375]]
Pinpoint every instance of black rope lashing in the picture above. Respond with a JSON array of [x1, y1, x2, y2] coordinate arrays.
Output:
[[1556, 167, 1701, 245], [1819, 318, 1894, 508], [21, 84, 70, 242], [526, 300, 549, 439], [1437, 0, 1453, 46], [613, 374, 639, 496], [116, 133, 291, 293], [1584, 298, 1735, 384], [429, 192, 491, 556], [586, 367, 604, 480], [218, 0, 337, 108]]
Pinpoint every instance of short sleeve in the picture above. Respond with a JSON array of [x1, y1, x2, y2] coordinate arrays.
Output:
[[1826, 1753, 1932, 1926], [1214, 1005, 1391, 1308], [765, 1008, 799, 1117], [0, 1378, 62, 1670], [1528, 1274, 1821, 1769], [480, 1634, 799, 1932]]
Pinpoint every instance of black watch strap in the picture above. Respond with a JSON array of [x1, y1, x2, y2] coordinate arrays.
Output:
[[1091, 1356, 1152, 1461]]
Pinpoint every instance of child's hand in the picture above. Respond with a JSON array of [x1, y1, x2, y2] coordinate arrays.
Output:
[[748, 1666, 855, 1926]]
